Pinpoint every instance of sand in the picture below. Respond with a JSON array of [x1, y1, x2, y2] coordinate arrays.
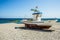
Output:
[[0, 23, 60, 40]]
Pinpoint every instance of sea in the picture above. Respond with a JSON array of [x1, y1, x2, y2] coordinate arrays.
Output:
[[0, 18, 60, 24]]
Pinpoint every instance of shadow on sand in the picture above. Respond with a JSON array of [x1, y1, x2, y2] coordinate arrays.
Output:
[[15, 27, 55, 32]]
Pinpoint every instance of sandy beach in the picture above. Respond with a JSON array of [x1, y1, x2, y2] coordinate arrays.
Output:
[[0, 23, 60, 40]]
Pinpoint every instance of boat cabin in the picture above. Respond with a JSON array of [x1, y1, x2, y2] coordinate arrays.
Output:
[[32, 12, 42, 21]]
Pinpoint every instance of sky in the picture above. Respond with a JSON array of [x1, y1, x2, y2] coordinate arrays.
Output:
[[0, 0, 60, 18]]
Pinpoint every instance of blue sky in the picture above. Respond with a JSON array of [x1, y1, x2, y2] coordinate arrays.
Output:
[[0, 0, 60, 18]]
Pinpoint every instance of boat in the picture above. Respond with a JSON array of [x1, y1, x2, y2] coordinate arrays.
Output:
[[24, 6, 52, 29], [24, 21, 51, 29]]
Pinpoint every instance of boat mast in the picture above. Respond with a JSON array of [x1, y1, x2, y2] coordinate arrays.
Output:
[[31, 6, 39, 13]]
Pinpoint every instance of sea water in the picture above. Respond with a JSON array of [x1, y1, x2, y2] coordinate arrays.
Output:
[[0, 18, 60, 24], [0, 18, 22, 24]]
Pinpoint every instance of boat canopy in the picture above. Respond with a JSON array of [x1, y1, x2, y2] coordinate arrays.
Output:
[[32, 12, 42, 15]]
